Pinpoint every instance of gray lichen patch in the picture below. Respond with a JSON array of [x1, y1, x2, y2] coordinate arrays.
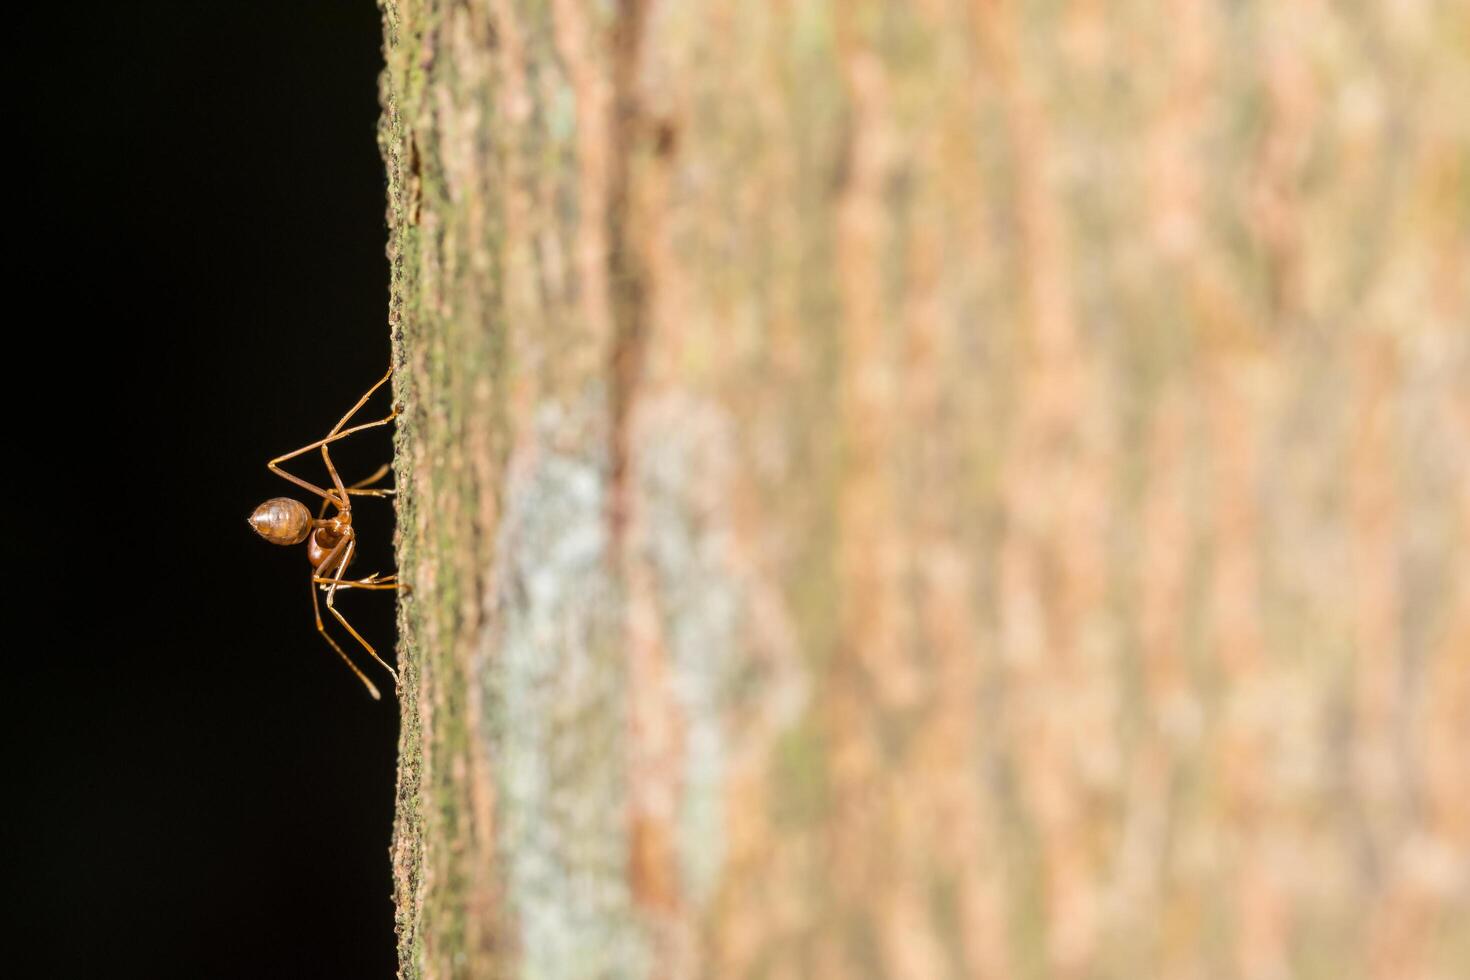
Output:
[[489, 401, 648, 980], [628, 394, 811, 911], [631, 398, 742, 908]]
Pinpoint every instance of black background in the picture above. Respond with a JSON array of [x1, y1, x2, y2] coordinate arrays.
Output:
[[18, 4, 401, 976]]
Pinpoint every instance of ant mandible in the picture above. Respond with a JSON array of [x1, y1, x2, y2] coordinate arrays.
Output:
[[247, 366, 407, 699]]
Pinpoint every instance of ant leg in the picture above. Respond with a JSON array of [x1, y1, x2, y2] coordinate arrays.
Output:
[[322, 438, 400, 525], [269, 414, 398, 507], [323, 447, 397, 514], [314, 578, 405, 591], [349, 463, 392, 491], [309, 563, 382, 700], [311, 570, 399, 587], [314, 572, 406, 591], [324, 536, 400, 684], [346, 462, 397, 497], [319, 367, 396, 503], [326, 366, 394, 439], [322, 442, 349, 515], [314, 465, 396, 524]]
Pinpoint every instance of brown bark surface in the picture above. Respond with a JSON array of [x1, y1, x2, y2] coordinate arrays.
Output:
[[379, 1, 1470, 977]]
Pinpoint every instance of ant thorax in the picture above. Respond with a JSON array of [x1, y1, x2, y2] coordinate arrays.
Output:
[[308, 521, 351, 569]]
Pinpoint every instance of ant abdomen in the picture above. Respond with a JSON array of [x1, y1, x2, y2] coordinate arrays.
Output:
[[248, 496, 313, 546]]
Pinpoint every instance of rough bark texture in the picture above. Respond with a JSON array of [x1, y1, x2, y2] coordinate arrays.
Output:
[[379, 1, 1469, 977]]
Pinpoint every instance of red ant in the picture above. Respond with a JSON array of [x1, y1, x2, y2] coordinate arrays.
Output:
[[247, 367, 407, 699]]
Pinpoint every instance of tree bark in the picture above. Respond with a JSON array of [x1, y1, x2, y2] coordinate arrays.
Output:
[[379, 1, 1469, 977]]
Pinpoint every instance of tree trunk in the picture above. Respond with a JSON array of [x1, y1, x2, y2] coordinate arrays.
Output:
[[379, 1, 1469, 977]]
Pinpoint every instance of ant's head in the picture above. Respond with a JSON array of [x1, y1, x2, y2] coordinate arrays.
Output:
[[248, 496, 313, 547]]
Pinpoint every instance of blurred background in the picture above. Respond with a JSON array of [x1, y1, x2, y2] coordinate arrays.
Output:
[[16, 3, 398, 976]]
